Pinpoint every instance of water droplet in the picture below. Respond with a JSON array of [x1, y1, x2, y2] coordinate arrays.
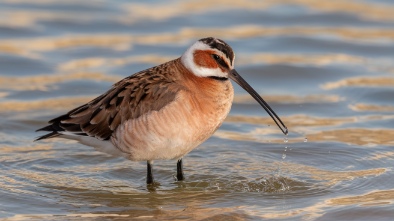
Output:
[[282, 153, 286, 160], [284, 138, 288, 143], [304, 137, 308, 142]]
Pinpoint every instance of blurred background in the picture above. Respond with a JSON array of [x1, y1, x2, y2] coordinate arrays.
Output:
[[0, 0, 394, 220]]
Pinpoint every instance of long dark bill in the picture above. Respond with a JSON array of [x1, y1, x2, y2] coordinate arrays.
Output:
[[229, 69, 288, 135]]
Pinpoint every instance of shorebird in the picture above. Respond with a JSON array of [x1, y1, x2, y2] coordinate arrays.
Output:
[[36, 37, 288, 185]]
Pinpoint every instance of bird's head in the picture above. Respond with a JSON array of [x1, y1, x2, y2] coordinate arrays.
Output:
[[181, 37, 288, 135]]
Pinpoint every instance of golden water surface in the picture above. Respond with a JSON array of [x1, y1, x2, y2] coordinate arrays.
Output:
[[0, 0, 394, 220]]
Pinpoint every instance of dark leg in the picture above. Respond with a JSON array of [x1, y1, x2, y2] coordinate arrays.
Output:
[[147, 161, 154, 184], [176, 158, 185, 181]]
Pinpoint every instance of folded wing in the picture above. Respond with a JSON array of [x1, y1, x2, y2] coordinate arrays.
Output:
[[36, 66, 183, 141]]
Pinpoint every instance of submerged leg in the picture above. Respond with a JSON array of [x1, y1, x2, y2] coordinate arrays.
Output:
[[176, 158, 185, 181], [147, 160, 154, 184]]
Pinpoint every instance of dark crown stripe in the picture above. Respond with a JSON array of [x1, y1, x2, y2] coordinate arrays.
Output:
[[199, 37, 234, 65]]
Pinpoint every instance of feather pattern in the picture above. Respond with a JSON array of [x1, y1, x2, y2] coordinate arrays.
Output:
[[36, 59, 185, 141]]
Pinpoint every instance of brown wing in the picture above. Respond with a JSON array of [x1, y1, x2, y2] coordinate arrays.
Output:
[[36, 59, 184, 141]]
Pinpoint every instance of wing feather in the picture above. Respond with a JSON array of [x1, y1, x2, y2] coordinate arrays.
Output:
[[36, 59, 184, 141]]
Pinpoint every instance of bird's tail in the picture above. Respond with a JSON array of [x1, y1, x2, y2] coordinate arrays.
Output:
[[35, 125, 60, 141]]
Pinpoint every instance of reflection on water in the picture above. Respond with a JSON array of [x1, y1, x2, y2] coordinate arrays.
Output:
[[308, 128, 394, 146], [1, 0, 394, 220], [58, 55, 175, 72], [350, 103, 394, 112], [0, 96, 92, 112], [3, 27, 394, 56], [329, 189, 394, 206], [323, 76, 394, 89], [0, 73, 119, 91]]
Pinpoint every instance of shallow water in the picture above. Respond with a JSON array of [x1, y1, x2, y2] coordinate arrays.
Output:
[[1, 0, 394, 220]]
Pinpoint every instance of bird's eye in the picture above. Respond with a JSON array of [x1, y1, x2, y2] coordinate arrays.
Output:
[[212, 54, 220, 61], [211, 54, 230, 69]]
